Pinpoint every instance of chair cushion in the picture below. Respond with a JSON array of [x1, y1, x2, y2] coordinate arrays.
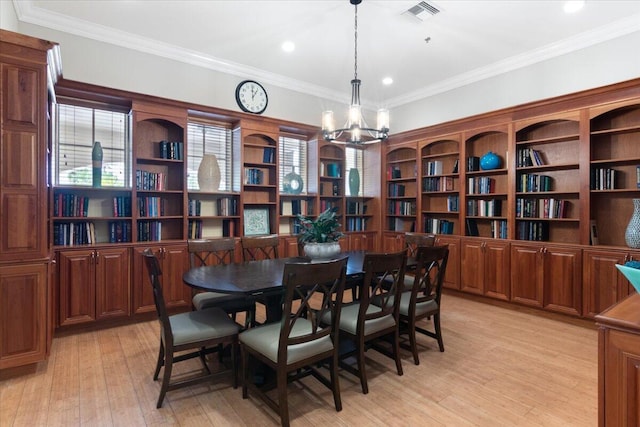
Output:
[[322, 302, 395, 336], [193, 292, 254, 312], [169, 307, 240, 346], [239, 319, 333, 365], [372, 292, 439, 317]]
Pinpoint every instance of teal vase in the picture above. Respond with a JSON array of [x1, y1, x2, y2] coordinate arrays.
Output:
[[348, 168, 360, 196], [92, 141, 103, 187]]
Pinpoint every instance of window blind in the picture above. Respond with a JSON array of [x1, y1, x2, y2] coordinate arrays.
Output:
[[187, 121, 233, 191], [279, 136, 308, 194]]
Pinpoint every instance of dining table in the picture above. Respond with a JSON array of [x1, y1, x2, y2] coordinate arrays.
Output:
[[182, 250, 370, 323]]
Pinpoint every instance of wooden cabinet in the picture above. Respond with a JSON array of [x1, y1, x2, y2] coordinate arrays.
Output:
[[583, 248, 638, 318], [596, 293, 640, 426], [382, 232, 405, 253], [132, 244, 190, 314], [0, 30, 58, 368], [511, 243, 582, 316], [345, 231, 377, 252], [0, 263, 48, 369], [460, 238, 510, 300], [57, 247, 130, 326], [435, 235, 460, 290]]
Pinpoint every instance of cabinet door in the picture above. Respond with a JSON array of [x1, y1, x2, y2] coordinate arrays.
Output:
[[461, 239, 484, 295], [280, 236, 302, 257], [0, 263, 47, 369], [543, 246, 582, 316], [435, 235, 460, 290], [58, 250, 96, 326], [510, 244, 543, 307], [583, 249, 625, 318], [349, 233, 376, 251], [382, 232, 404, 253], [95, 248, 130, 320], [160, 244, 191, 309], [484, 241, 510, 301], [132, 246, 161, 314]]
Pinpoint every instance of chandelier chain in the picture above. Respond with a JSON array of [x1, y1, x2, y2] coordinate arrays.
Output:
[[354, 2, 358, 80]]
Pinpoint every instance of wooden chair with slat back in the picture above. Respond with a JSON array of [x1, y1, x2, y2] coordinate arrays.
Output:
[[142, 248, 240, 408], [239, 257, 348, 427], [404, 232, 436, 258], [322, 251, 406, 394], [188, 239, 256, 328], [241, 234, 280, 261]]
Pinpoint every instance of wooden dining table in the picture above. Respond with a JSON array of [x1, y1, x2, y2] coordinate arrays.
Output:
[[182, 250, 369, 322]]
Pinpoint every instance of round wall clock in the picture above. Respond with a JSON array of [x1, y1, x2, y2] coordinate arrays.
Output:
[[235, 80, 268, 114]]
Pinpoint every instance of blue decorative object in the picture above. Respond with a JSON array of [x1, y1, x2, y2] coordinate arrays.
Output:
[[480, 151, 501, 170], [616, 264, 640, 294], [348, 168, 360, 196]]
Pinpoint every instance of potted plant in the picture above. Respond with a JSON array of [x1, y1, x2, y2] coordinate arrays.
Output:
[[297, 207, 344, 259]]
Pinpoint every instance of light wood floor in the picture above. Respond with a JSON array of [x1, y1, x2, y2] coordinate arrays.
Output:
[[0, 293, 598, 426]]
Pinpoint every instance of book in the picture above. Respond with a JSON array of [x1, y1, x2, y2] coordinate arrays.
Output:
[[467, 156, 480, 172], [466, 218, 479, 236]]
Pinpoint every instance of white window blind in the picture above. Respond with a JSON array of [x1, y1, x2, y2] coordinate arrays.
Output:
[[187, 121, 233, 191], [345, 146, 363, 194], [279, 136, 308, 194], [55, 103, 130, 187]]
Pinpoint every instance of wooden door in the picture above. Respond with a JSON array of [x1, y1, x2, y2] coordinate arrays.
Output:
[[95, 247, 130, 320], [435, 235, 460, 290], [583, 249, 625, 318], [280, 236, 301, 257], [161, 244, 191, 309], [58, 249, 96, 326], [510, 243, 543, 307], [460, 239, 484, 295], [0, 263, 47, 369], [543, 245, 582, 316], [484, 240, 510, 301], [349, 232, 376, 251], [382, 232, 404, 253]]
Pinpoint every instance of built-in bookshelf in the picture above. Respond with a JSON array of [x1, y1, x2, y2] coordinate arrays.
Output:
[[187, 192, 240, 238], [319, 144, 345, 228], [385, 145, 417, 232]]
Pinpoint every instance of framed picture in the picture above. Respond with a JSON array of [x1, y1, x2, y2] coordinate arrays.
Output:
[[590, 220, 599, 245], [243, 208, 270, 236]]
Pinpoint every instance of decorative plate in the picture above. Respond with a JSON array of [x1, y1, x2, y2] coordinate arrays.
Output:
[[283, 171, 304, 194]]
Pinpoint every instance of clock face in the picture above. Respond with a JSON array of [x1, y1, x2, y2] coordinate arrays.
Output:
[[235, 80, 268, 114]]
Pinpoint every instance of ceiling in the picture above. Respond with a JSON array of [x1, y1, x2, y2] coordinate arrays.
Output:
[[13, 0, 640, 109]]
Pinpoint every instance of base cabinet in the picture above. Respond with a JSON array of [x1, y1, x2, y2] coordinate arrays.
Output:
[[382, 232, 405, 253], [132, 244, 190, 314], [0, 263, 48, 369], [461, 238, 510, 300], [57, 247, 130, 326], [347, 232, 377, 251], [435, 235, 460, 290], [596, 294, 640, 426]]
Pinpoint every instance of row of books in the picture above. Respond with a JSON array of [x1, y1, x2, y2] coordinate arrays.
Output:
[[467, 177, 496, 194], [467, 199, 503, 217], [517, 173, 553, 192], [53, 222, 96, 245], [516, 148, 545, 167], [138, 196, 165, 217], [447, 195, 459, 212], [388, 200, 416, 216], [319, 199, 339, 212], [591, 167, 617, 190], [244, 168, 265, 185], [346, 200, 368, 215], [136, 170, 167, 191], [158, 140, 184, 160], [388, 183, 406, 197], [137, 221, 162, 242], [113, 196, 132, 217], [517, 221, 550, 241], [280, 199, 312, 216], [515, 198, 569, 219], [423, 160, 443, 176], [262, 147, 275, 164], [387, 165, 403, 179], [187, 197, 238, 216], [53, 194, 89, 217], [422, 176, 454, 192], [345, 217, 367, 232], [490, 220, 508, 239], [109, 221, 132, 243], [425, 218, 454, 234]]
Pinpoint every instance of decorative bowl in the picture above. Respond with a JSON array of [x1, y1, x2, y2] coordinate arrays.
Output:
[[615, 264, 640, 294]]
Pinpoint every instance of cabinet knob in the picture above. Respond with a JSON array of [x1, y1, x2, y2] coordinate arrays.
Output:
[[95, 251, 100, 264]]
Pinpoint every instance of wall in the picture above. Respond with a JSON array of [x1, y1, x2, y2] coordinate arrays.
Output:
[[0, 1, 18, 31], [3, 5, 640, 134]]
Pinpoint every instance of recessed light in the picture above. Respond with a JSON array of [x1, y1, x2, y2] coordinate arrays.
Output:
[[564, 1, 585, 13], [382, 77, 393, 85], [282, 41, 295, 53]]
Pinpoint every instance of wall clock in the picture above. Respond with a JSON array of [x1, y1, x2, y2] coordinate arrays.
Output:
[[235, 80, 268, 114]]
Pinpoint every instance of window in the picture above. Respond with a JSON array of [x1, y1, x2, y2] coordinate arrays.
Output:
[[55, 103, 131, 187], [187, 121, 233, 191], [279, 135, 308, 194], [345, 146, 363, 194]]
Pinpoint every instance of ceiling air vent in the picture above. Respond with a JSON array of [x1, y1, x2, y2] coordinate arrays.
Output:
[[405, 1, 441, 21]]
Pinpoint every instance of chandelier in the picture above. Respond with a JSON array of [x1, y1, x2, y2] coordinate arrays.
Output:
[[322, 0, 389, 145]]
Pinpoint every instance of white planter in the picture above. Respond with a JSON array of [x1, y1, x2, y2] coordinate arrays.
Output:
[[198, 154, 221, 192], [304, 242, 341, 260]]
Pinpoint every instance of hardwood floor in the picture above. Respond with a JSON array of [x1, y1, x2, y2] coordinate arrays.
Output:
[[0, 293, 598, 426]]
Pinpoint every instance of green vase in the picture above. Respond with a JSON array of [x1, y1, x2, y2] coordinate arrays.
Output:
[[92, 141, 103, 187], [348, 168, 360, 196]]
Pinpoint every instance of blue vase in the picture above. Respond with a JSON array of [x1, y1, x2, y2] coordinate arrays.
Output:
[[480, 151, 501, 170], [348, 168, 360, 196]]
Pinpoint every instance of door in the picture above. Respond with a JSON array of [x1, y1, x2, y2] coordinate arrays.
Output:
[[95, 247, 130, 320], [543, 245, 582, 316], [58, 249, 96, 325], [484, 240, 510, 301], [510, 243, 544, 307]]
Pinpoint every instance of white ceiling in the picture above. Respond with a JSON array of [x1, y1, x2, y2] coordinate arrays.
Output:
[[13, 0, 640, 109]]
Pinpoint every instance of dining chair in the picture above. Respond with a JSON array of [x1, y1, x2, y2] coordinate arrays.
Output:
[[241, 234, 280, 261], [239, 257, 348, 427], [395, 245, 449, 365], [323, 251, 406, 394], [188, 238, 256, 328], [142, 248, 240, 408], [404, 232, 436, 258]]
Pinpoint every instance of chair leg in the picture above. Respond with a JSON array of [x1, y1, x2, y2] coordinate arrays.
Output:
[[330, 354, 342, 412], [241, 347, 249, 399], [153, 340, 164, 381], [231, 341, 238, 389], [408, 320, 420, 365], [356, 341, 369, 394], [434, 313, 445, 352], [277, 367, 289, 427], [393, 329, 404, 376], [157, 350, 173, 408]]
